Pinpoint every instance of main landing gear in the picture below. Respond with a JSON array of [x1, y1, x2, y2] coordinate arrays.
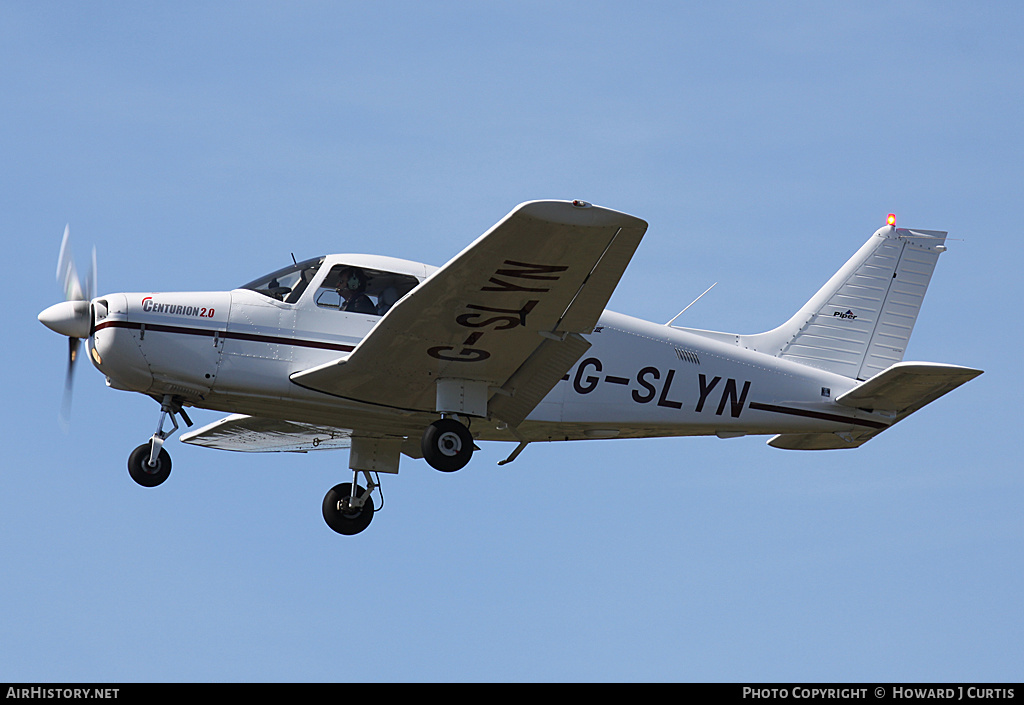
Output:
[[423, 378, 484, 472], [321, 436, 399, 536], [320, 416, 476, 536], [127, 394, 191, 488], [421, 417, 474, 472], [322, 473, 377, 535]]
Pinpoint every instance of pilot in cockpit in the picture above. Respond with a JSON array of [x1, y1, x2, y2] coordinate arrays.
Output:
[[336, 267, 377, 314]]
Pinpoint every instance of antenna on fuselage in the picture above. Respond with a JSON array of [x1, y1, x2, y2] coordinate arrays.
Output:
[[290, 253, 298, 265], [666, 282, 717, 328]]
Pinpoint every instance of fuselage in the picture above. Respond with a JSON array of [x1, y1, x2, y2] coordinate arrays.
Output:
[[87, 253, 892, 446]]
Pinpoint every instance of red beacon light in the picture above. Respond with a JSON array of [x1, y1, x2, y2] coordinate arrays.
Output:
[[886, 213, 897, 227]]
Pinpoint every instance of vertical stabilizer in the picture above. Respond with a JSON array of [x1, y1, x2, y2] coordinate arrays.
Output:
[[740, 224, 948, 380]]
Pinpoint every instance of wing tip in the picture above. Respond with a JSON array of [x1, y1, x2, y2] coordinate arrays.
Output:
[[512, 199, 648, 230]]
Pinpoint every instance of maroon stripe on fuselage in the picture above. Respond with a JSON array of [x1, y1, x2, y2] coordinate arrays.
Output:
[[747, 401, 889, 430], [93, 320, 355, 353]]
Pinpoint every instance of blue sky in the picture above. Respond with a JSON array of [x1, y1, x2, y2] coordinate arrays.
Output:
[[2, 2, 1020, 682]]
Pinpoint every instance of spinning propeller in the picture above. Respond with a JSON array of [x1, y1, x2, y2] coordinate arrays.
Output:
[[38, 225, 96, 427]]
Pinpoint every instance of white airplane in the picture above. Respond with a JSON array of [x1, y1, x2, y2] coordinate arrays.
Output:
[[39, 201, 982, 535]]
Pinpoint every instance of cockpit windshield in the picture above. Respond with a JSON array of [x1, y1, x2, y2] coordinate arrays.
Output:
[[241, 256, 325, 303]]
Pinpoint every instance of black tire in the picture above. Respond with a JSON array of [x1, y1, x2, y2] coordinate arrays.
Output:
[[128, 443, 172, 487], [322, 483, 374, 535], [421, 418, 474, 472]]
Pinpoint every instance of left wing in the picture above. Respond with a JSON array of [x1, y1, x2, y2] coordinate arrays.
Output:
[[180, 414, 355, 452], [290, 200, 647, 423]]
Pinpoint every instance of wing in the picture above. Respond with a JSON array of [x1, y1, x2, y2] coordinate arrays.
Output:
[[180, 414, 355, 452], [290, 200, 647, 425]]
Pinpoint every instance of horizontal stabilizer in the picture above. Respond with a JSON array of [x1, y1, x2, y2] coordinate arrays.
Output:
[[768, 432, 871, 450], [836, 361, 983, 415], [768, 361, 982, 451]]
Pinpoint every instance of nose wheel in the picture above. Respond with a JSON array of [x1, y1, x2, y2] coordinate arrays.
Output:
[[128, 443, 172, 487], [421, 417, 474, 472]]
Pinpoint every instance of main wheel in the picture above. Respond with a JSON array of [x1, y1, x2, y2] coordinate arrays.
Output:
[[421, 418, 474, 472], [128, 443, 172, 487], [322, 483, 374, 535]]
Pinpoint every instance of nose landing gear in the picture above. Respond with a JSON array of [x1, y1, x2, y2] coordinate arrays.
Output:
[[127, 394, 191, 488]]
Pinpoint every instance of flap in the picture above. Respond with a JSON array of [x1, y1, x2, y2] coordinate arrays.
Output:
[[488, 331, 591, 427], [290, 200, 647, 415]]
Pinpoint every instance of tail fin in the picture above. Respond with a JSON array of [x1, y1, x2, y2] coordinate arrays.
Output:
[[740, 223, 948, 380]]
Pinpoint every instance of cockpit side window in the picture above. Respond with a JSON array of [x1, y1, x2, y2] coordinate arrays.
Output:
[[314, 264, 419, 316], [241, 257, 325, 303]]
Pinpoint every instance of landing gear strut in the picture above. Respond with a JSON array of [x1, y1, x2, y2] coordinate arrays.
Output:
[[421, 417, 474, 472], [127, 394, 191, 488]]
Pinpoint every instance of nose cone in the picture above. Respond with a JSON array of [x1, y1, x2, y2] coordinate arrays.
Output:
[[39, 300, 91, 338]]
